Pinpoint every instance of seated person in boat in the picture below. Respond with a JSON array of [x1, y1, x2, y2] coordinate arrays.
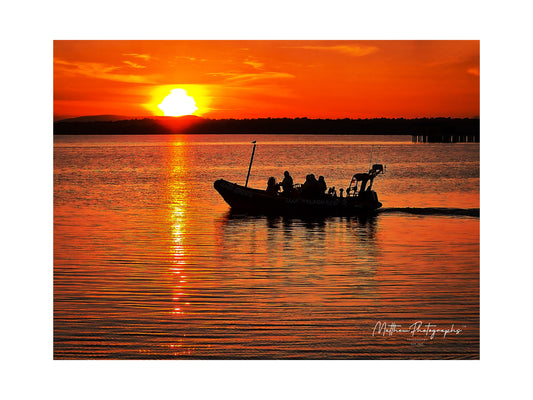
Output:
[[328, 187, 337, 197], [280, 171, 293, 195], [301, 174, 319, 198], [318, 176, 327, 195], [266, 176, 279, 195]]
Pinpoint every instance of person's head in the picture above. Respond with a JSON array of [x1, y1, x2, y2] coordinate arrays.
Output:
[[284, 171, 290, 177], [319, 176, 325, 182]]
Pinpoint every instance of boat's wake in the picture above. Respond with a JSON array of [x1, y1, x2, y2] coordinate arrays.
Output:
[[378, 207, 479, 217]]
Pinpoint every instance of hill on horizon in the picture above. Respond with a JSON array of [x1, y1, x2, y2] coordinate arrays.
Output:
[[55, 114, 207, 123], [54, 114, 134, 123]]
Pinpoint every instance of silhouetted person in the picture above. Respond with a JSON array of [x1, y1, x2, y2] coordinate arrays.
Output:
[[318, 176, 327, 195], [280, 171, 293, 195], [302, 174, 319, 198], [266, 176, 278, 196]]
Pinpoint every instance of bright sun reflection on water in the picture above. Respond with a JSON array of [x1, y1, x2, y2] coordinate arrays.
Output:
[[171, 213, 186, 315], [168, 141, 189, 318]]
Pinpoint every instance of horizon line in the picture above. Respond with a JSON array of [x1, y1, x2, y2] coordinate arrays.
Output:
[[54, 114, 481, 122]]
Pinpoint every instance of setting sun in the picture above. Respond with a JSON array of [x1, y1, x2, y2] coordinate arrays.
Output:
[[158, 88, 198, 116]]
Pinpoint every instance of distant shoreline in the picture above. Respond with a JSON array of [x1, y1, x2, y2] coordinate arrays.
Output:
[[53, 116, 480, 140]]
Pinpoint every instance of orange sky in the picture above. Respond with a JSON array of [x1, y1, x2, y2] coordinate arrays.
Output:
[[53, 40, 479, 120]]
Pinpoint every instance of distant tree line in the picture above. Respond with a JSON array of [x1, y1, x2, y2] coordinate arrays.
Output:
[[54, 117, 480, 137]]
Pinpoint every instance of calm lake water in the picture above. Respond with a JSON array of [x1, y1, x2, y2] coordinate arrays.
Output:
[[54, 134, 479, 359]]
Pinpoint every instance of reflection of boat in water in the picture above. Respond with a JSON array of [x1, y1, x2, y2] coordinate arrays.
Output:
[[214, 163, 385, 216]]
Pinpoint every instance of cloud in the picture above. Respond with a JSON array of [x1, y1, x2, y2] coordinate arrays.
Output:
[[123, 53, 151, 61], [175, 56, 199, 61], [209, 71, 294, 84], [54, 58, 156, 84], [467, 67, 480, 76], [244, 59, 264, 70], [123, 60, 146, 69], [292, 44, 379, 57]]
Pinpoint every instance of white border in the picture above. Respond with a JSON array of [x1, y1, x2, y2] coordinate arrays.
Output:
[[4, 1, 532, 399]]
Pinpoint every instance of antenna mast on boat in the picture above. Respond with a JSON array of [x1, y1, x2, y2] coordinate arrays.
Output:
[[245, 141, 257, 188], [369, 145, 382, 171]]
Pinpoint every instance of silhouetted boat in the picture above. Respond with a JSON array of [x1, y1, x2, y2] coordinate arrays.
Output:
[[214, 164, 385, 216]]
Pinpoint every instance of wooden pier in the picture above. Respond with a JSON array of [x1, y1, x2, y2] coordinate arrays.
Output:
[[412, 134, 479, 143]]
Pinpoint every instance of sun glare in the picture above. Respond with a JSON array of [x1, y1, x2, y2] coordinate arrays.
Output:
[[158, 88, 198, 117]]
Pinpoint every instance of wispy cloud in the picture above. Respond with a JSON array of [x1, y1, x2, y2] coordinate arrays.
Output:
[[467, 67, 479, 76], [209, 71, 294, 84], [54, 58, 156, 84], [244, 59, 264, 70], [292, 44, 379, 57], [175, 56, 200, 62], [123, 60, 146, 69], [123, 53, 151, 61]]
